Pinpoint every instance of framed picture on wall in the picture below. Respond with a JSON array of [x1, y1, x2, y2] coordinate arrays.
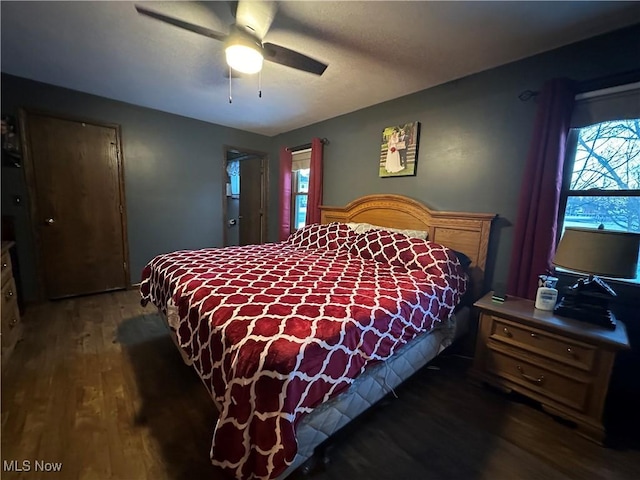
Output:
[[379, 121, 420, 177]]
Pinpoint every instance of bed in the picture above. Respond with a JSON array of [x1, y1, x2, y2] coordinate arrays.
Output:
[[140, 194, 495, 480]]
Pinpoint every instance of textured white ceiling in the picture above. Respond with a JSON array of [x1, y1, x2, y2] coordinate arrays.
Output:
[[2, 1, 639, 136]]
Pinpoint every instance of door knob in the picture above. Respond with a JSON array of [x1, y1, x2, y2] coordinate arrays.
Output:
[[44, 218, 55, 225]]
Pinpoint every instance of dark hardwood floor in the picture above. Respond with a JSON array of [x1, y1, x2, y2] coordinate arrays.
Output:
[[2, 289, 639, 479]]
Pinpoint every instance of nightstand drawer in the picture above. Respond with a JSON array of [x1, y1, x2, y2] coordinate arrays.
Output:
[[1, 295, 20, 349], [1, 250, 12, 287], [485, 348, 590, 412], [489, 316, 596, 372], [2, 276, 18, 309]]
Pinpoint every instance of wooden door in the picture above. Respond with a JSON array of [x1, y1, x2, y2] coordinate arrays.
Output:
[[239, 157, 263, 246], [21, 111, 128, 299]]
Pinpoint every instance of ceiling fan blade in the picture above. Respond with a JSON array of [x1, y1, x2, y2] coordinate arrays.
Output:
[[229, 1, 239, 16], [135, 4, 227, 42], [235, 0, 277, 39], [263, 42, 328, 76]]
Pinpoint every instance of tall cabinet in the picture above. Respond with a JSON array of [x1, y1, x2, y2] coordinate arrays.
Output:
[[1, 241, 22, 367]]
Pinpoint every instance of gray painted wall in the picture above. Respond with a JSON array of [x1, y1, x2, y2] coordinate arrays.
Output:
[[2, 25, 639, 302], [271, 24, 640, 291], [1, 74, 271, 300]]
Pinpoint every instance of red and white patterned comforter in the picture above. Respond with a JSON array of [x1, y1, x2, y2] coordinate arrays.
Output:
[[140, 224, 466, 479]]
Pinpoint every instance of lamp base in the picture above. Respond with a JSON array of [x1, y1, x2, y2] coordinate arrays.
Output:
[[554, 300, 616, 330], [554, 276, 617, 330]]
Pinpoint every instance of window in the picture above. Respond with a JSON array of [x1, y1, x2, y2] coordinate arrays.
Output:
[[291, 149, 311, 231], [226, 160, 240, 197], [292, 169, 309, 230], [559, 119, 640, 281]]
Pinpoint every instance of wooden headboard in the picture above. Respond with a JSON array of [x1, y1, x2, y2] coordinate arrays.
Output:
[[321, 194, 496, 300]]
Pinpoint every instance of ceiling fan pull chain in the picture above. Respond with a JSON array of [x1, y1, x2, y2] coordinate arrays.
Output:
[[258, 70, 262, 98], [229, 66, 233, 104]]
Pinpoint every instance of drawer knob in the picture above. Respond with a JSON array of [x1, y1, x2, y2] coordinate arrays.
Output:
[[1, 262, 7, 269], [5, 290, 14, 301], [516, 365, 545, 384], [502, 327, 512, 337], [567, 347, 575, 356], [10, 317, 17, 326], [530, 333, 538, 339]]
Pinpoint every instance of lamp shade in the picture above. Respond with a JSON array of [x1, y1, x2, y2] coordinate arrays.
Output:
[[553, 227, 640, 278]]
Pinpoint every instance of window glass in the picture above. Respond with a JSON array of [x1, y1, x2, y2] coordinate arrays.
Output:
[[297, 169, 309, 193], [569, 121, 639, 191], [230, 175, 240, 197], [294, 194, 307, 230], [564, 195, 639, 233]]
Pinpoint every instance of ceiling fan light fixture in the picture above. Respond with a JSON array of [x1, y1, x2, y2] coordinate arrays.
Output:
[[224, 29, 264, 74], [225, 44, 263, 74]]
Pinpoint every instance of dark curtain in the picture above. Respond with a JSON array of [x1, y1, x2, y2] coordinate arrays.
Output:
[[507, 78, 576, 299], [305, 138, 324, 225], [279, 146, 292, 241]]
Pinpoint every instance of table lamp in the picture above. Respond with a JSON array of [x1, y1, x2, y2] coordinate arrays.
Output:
[[552, 227, 640, 329]]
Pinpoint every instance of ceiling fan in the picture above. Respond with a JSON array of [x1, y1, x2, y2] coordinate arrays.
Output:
[[134, 1, 328, 76]]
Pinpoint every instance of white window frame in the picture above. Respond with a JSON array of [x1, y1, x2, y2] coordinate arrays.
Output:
[[290, 148, 312, 232]]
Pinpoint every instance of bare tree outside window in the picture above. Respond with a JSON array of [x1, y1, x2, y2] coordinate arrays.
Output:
[[561, 119, 640, 280]]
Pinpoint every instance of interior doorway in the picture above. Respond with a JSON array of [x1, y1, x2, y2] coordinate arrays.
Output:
[[223, 147, 268, 247]]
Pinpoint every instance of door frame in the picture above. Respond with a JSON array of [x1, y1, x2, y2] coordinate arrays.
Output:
[[221, 145, 269, 247], [19, 108, 130, 301]]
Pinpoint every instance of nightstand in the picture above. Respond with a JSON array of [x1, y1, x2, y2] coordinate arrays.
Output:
[[471, 292, 630, 444]]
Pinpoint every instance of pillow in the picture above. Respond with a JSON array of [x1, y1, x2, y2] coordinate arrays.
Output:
[[345, 222, 428, 240], [453, 250, 473, 271], [349, 229, 467, 291], [287, 222, 357, 250]]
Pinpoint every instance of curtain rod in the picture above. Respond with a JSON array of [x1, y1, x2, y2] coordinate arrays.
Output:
[[518, 69, 640, 102], [287, 138, 329, 152]]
